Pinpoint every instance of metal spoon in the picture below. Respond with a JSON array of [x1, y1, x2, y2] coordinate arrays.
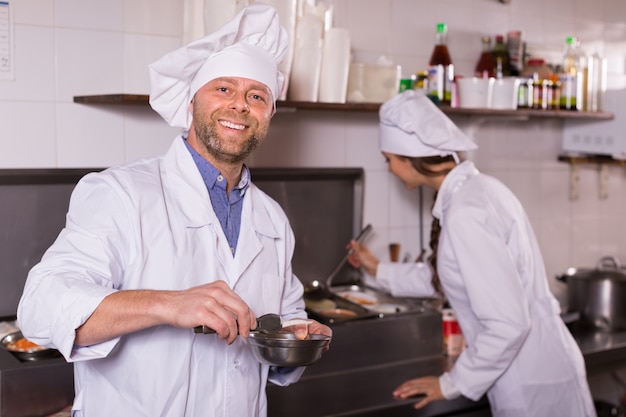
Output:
[[324, 224, 372, 288], [304, 224, 373, 297]]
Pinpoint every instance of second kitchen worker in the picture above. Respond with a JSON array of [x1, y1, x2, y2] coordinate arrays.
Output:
[[348, 89, 595, 417]]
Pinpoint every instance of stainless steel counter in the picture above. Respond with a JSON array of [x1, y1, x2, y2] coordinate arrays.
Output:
[[572, 326, 626, 374], [3, 312, 624, 417], [267, 310, 492, 417], [268, 316, 626, 417], [268, 355, 491, 417]]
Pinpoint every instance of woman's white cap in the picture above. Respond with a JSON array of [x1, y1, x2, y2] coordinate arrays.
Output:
[[148, 3, 288, 129], [379, 90, 477, 162]]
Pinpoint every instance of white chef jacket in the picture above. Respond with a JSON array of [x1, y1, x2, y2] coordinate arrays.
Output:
[[17, 135, 307, 417], [376, 161, 596, 417]]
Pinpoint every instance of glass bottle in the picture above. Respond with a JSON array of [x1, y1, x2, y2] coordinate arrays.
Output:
[[559, 36, 586, 111], [474, 36, 496, 78], [506, 30, 523, 76], [491, 35, 511, 78], [427, 22, 454, 105], [585, 51, 607, 112]]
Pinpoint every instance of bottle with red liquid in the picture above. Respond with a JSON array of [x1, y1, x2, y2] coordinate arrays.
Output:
[[474, 36, 495, 78], [426, 22, 454, 105]]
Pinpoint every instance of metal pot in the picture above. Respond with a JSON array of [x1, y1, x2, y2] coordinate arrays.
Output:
[[556, 256, 626, 331]]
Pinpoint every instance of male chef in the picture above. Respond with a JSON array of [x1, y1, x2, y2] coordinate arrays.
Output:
[[18, 3, 331, 416]]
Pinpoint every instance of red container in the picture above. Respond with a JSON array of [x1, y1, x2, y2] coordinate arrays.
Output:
[[442, 308, 465, 356]]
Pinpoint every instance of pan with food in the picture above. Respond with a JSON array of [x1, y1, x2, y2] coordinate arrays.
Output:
[[1, 331, 61, 362]]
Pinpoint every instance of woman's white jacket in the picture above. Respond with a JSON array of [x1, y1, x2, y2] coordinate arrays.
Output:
[[379, 161, 595, 417]]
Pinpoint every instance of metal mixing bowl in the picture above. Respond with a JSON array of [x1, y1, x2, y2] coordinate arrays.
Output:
[[248, 331, 330, 367]]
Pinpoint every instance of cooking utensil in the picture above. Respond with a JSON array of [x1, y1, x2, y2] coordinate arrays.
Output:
[[194, 313, 282, 334], [248, 331, 331, 367], [303, 224, 373, 301], [324, 223, 373, 288], [556, 256, 626, 331]]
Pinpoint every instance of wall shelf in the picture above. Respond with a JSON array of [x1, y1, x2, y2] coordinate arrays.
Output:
[[558, 154, 626, 167], [73, 94, 614, 120]]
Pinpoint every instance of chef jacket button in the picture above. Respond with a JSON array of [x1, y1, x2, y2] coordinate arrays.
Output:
[[233, 360, 239, 369], [230, 246, 235, 254], [217, 175, 224, 182]]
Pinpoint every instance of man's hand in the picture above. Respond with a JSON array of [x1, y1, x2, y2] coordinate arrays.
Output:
[[166, 280, 256, 344]]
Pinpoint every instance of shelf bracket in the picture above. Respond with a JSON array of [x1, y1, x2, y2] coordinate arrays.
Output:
[[569, 164, 580, 201], [599, 163, 609, 199], [567, 162, 609, 201]]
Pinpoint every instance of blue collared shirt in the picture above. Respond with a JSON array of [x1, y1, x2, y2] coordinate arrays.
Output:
[[184, 139, 249, 256]]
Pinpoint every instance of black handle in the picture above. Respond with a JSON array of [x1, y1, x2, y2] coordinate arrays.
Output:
[[194, 325, 214, 334]]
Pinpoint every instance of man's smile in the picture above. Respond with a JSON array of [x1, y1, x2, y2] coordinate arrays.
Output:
[[219, 120, 247, 131]]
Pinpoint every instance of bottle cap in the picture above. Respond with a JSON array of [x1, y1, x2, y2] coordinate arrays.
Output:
[[436, 23, 447, 34], [566, 36, 579, 46]]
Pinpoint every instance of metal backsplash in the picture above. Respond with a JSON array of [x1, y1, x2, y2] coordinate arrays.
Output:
[[0, 167, 364, 317], [0, 169, 100, 318], [251, 167, 365, 286]]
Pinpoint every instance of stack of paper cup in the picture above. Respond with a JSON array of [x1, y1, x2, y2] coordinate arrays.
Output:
[[263, 0, 298, 100], [288, 13, 323, 102], [318, 28, 351, 103]]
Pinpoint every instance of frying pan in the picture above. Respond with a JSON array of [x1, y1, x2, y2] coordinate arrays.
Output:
[[1, 331, 61, 361]]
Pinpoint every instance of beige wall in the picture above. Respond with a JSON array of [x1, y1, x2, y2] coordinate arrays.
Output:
[[2, 0, 626, 304]]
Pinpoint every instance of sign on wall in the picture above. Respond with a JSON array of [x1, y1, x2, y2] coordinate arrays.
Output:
[[0, 1, 14, 81]]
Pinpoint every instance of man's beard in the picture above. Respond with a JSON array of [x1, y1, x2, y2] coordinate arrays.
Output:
[[193, 111, 267, 164]]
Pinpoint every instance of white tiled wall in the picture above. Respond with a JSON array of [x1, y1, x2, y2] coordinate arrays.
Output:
[[2, 0, 626, 303]]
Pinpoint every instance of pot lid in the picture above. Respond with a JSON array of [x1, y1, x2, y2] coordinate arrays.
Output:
[[560, 256, 626, 282], [565, 268, 626, 282]]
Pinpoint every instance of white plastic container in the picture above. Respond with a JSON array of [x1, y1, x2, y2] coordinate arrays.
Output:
[[490, 77, 520, 109], [347, 63, 401, 103], [457, 77, 493, 108]]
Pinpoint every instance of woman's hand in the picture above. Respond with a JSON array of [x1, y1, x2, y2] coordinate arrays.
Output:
[[347, 240, 380, 276], [393, 376, 444, 409]]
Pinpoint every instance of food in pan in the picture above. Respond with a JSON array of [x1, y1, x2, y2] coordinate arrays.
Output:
[[305, 298, 337, 311], [5, 336, 46, 353], [1, 331, 61, 361], [337, 291, 377, 306], [318, 308, 358, 319]]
